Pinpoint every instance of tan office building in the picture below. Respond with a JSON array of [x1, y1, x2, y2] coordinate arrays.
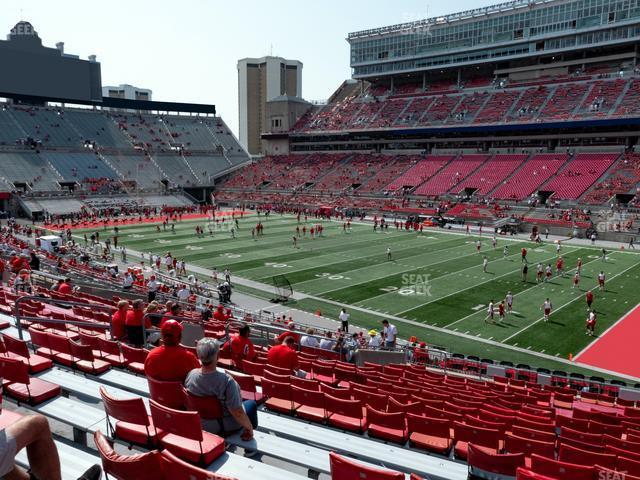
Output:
[[237, 56, 302, 155]]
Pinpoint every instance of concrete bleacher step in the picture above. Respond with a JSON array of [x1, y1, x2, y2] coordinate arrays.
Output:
[[258, 412, 467, 480], [225, 430, 411, 479], [15, 438, 100, 480]]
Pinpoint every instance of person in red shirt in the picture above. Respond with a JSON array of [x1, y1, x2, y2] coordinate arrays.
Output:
[[144, 320, 200, 382], [267, 336, 300, 373], [213, 304, 228, 322], [521, 248, 527, 263], [556, 257, 564, 277], [58, 278, 73, 295], [159, 304, 181, 328], [223, 323, 256, 364], [586, 290, 594, 310], [275, 323, 300, 344], [111, 300, 129, 341], [125, 299, 151, 347]]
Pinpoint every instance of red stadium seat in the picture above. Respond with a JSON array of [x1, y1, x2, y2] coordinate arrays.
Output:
[[328, 452, 404, 480], [617, 455, 640, 476], [604, 434, 640, 453], [292, 385, 326, 422], [261, 379, 294, 414], [366, 406, 407, 444], [183, 388, 224, 423], [320, 383, 352, 400], [468, 443, 525, 479], [504, 433, 556, 461], [226, 370, 264, 403], [558, 443, 616, 469], [240, 359, 264, 384], [149, 399, 225, 465], [120, 343, 148, 375], [0, 356, 60, 405], [100, 386, 161, 447], [147, 376, 185, 409], [2, 334, 52, 373], [98, 338, 127, 367], [605, 444, 640, 462], [595, 465, 640, 480], [515, 467, 558, 479], [560, 426, 603, 445], [94, 430, 163, 480], [510, 425, 556, 444], [453, 421, 501, 460], [406, 413, 452, 454], [325, 394, 367, 433], [159, 449, 236, 479], [69, 339, 110, 374], [529, 454, 594, 480]]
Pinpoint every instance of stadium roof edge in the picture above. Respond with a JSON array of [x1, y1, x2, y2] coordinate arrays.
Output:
[[0, 91, 216, 115], [347, 0, 554, 40]]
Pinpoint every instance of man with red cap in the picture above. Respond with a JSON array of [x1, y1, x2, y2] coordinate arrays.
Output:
[[144, 320, 200, 382], [213, 304, 227, 322]]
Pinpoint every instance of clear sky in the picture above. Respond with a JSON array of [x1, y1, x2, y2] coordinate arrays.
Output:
[[3, 0, 497, 135]]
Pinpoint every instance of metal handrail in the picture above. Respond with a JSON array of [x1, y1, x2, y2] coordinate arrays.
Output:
[[14, 295, 114, 340]]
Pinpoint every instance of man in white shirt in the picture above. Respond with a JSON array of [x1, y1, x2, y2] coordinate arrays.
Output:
[[300, 328, 319, 348], [338, 308, 350, 332], [147, 275, 159, 302], [381, 320, 397, 349], [122, 272, 134, 290], [177, 284, 191, 302]]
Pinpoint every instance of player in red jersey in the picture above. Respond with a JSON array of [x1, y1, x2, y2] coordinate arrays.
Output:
[[586, 290, 594, 310], [556, 256, 564, 277], [521, 247, 527, 263], [498, 301, 505, 322]]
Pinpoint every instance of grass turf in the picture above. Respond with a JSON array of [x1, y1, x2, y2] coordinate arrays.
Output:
[[71, 213, 640, 380]]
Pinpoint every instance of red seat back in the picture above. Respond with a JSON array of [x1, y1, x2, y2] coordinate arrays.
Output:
[[328, 451, 403, 480], [504, 433, 556, 459], [530, 454, 594, 480], [325, 394, 363, 420], [99, 386, 151, 427], [366, 406, 405, 431], [453, 421, 500, 450], [226, 371, 259, 400], [149, 400, 203, 442], [94, 430, 163, 480], [558, 442, 616, 469], [468, 443, 525, 476], [292, 385, 325, 409], [3, 335, 30, 358], [406, 413, 450, 438], [98, 338, 121, 356], [69, 339, 94, 362], [159, 449, 234, 479], [183, 388, 224, 421], [121, 344, 148, 364], [147, 376, 185, 409], [0, 357, 30, 384], [320, 383, 352, 400]]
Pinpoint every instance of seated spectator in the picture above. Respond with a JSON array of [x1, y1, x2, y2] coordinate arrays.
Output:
[[0, 413, 101, 480], [144, 319, 199, 381], [300, 328, 320, 348], [111, 300, 129, 341], [58, 277, 72, 295], [13, 270, 32, 294], [160, 303, 182, 328], [268, 336, 304, 376], [144, 301, 162, 327], [125, 299, 151, 347], [122, 271, 134, 290], [184, 338, 257, 439], [368, 329, 382, 349], [212, 304, 227, 322], [275, 322, 300, 344], [29, 252, 40, 271], [319, 331, 336, 351], [223, 323, 256, 363]]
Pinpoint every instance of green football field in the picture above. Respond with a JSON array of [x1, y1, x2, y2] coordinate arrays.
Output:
[[72, 213, 640, 380]]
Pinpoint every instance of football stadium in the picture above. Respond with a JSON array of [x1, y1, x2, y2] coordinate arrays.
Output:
[[2, 1, 640, 478]]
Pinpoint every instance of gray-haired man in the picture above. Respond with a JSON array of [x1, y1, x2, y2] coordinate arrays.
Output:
[[184, 338, 258, 440]]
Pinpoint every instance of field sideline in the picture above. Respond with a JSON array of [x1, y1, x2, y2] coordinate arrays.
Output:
[[70, 213, 640, 380]]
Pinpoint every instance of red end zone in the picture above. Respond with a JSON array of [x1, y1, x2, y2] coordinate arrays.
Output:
[[575, 303, 640, 379]]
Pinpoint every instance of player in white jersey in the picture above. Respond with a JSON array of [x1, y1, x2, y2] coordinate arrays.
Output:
[[485, 300, 495, 324], [505, 291, 514, 314], [545, 264, 553, 282], [503, 245, 508, 259], [476, 240, 481, 253], [573, 271, 580, 289], [482, 255, 488, 273], [556, 241, 561, 254], [536, 263, 543, 283], [598, 271, 606, 290], [492, 235, 497, 249], [541, 298, 553, 322]]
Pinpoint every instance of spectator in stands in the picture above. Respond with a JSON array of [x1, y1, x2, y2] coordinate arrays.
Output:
[[144, 301, 162, 327], [223, 323, 256, 363], [13, 270, 32, 294], [300, 328, 320, 348], [58, 277, 72, 295], [275, 323, 300, 344], [381, 320, 398, 349], [160, 303, 182, 328], [144, 319, 199, 381], [268, 336, 304, 376], [111, 300, 129, 341], [368, 330, 382, 349], [319, 331, 336, 351], [0, 412, 101, 480], [122, 271, 134, 290], [125, 299, 151, 347], [146, 275, 159, 302], [184, 337, 257, 440], [28, 252, 40, 271]]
